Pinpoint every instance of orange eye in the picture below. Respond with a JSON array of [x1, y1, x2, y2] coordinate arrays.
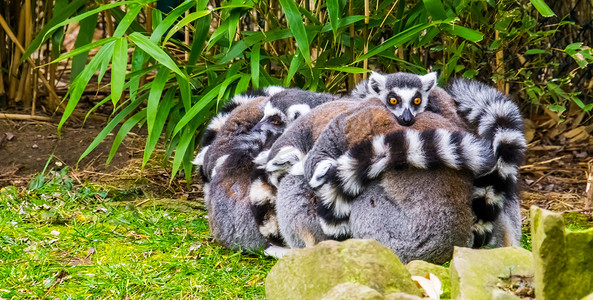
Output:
[[389, 98, 398, 105], [413, 97, 421, 105], [273, 120, 279, 125]]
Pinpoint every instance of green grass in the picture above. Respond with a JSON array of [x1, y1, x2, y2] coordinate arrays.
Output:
[[0, 168, 275, 299]]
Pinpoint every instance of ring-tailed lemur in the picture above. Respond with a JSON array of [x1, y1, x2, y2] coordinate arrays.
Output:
[[351, 71, 439, 126], [352, 73, 526, 248], [447, 79, 526, 248], [304, 97, 495, 263], [252, 99, 364, 249], [194, 87, 338, 253]]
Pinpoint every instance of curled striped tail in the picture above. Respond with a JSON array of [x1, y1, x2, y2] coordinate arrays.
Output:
[[448, 79, 527, 247], [311, 128, 495, 241], [193, 86, 285, 182]]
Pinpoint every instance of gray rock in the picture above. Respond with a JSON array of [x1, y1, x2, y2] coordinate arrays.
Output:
[[265, 239, 422, 300], [450, 247, 533, 299], [321, 282, 384, 300], [531, 206, 593, 300]]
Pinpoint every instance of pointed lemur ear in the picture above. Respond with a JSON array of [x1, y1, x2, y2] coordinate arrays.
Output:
[[368, 71, 386, 95], [421, 72, 437, 93]]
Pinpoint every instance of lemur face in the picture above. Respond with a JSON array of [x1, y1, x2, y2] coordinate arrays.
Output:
[[252, 101, 312, 137], [368, 71, 437, 127]]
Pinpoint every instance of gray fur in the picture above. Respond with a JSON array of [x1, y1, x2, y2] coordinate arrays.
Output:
[[349, 168, 474, 264], [276, 174, 329, 248]]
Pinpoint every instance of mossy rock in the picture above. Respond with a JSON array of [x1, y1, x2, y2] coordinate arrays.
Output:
[[265, 239, 422, 300]]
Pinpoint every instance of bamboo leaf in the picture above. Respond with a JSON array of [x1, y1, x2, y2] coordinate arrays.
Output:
[[143, 89, 176, 167], [128, 32, 185, 77], [146, 67, 170, 134], [59, 42, 115, 133], [112, 4, 143, 37], [284, 52, 303, 86], [422, 0, 448, 20], [70, 12, 98, 82], [50, 37, 117, 64], [530, 0, 555, 17], [163, 11, 211, 44], [171, 121, 200, 181], [111, 37, 128, 106], [217, 74, 242, 101], [177, 71, 192, 111], [326, 0, 340, 39], [355, 23, 433, 63], [442, 23, 483, 42], [107, 109, 146, 166], [188, 13, 211, 65], [324, 66, 369, 73], [250, 43, 261, 89], [236, 74, 251, 95], [172, 85, 222, 136], [78, 98, 144, 164], [151, 0, 196, 42], [279, 0, 311, 66]]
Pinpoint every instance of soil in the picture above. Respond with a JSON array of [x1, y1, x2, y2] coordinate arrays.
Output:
[[0, 115, 146, 187]]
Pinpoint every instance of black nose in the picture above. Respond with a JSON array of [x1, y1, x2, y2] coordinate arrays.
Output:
[[397, 108, 415, 126]]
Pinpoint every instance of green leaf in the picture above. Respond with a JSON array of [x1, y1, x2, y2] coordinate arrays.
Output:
[[279, 0, 311, 66], [58, 42, 115, 133], [146, 67, 170, 134], [50, 37, 117, 64], [442, 23, 483, 42], [525, 49, 547, 55], [70, 12, 98, 83], [22, 0, 86, 61], [217, 74, 242, 101], [188, 13, 212, 65], [171, 121, 200, 181], [530, 0, 555, 17], [172, 85, 222, 136], [250, 43, 261, 89], [112, 4, 143, 37], [177, 71, 192, 111], [422, 0, 448, 20], [111, 37, 128, 106], [326, 0, 340, 39], [151, 0, 196, 42], [128, 32, 185, 77], [163, 11, 211, 44], [107, 109, 146, 166], [78, 98, 144, 164], [144, 89, 175, 168], [235, 74, 251, 95], [284, 52, 303, 86], [355, 23, 433, 63], [323, 66, 369, 73]]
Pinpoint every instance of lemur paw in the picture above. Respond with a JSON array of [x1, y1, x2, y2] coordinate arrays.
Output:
[[309, 159, 336, 189]]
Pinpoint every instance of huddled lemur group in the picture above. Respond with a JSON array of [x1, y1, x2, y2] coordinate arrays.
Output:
[[193, 71, 526, 264]]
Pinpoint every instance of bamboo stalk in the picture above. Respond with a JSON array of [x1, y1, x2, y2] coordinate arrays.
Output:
[[23, 0, 34, 108], [145, 2, 153, 33], [0, 29, 5, 95], [13, 7, 27, 103], [0, 113, 52, 121], [8, 7, 26, 100], [348, 0, 354, 89], [363, 0, 369, 80], [102, 0, 114, 37], [0, 13, 61, 111], [185, 10, 189, 61], [494, 30, 505, 92]]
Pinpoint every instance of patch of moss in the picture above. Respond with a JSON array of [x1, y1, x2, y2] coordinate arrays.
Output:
[[563, 212, 593, 231]]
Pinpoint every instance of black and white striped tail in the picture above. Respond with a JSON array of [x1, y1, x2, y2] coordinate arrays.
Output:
[[192, 86, 285, 182], [310, 128, 495, 240], [448, 79, 526, 248]]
